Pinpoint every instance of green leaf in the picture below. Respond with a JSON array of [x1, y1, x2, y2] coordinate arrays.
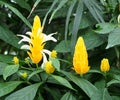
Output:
[[43, 0, 59, 27], [61, 91, 76, 100], [51, 75, 75, 91], [44, 87, 61, 100], [92, 79, 112, 100], [102, 88, 112, 100], [28, 69, 43, 80], [0, 62, 8, 75], [106, 27, 120, 49], [0, 1, 31, 28], [107, 79, 120, 87], [83, 31, 105, 50], [0, 26, 21, 48], [65, 0, 77, 40], [0, 81, 22, 97], [13, 0, 31, 11], [5, 83, 42, 100], [0, 54, 13, 63], [37, 93, 44, 100], [83, 0, 104, 23], [71, 0, 83, 52], [49, 58, 60, 71], [79, 12, 96, 29], [91, 88, 112, 100], [3, 64, 19, 80], [88, 69, 102, 74], [49, 0, 68, 23], [61, 71, 99, 98], [28, 0, 42, 18], [112, 96, 120, 100], [95, 79, 106, 92], [94, 23, 117, 34], [55, 40, 71, 53]]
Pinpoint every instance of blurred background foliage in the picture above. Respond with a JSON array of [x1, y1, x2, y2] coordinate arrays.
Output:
[[0, 0, 120, 68]]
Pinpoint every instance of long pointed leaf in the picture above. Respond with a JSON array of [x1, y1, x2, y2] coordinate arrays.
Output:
[[71, 0, 83, 52], [28, 0, 42, 18], [43, 0, 59, 27], [65, 0, 77, 40], [83, 0, 104, 23], [0, 1, 31, 28], [49, 0, 68, 23]]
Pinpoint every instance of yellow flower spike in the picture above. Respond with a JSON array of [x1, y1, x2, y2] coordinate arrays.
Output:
[[45, 61, 55, 74], [51, 50, 57, 58], [20, 72, 28, 78], [27, 16, 45, 64], [73, 37, 90, 75], [100, 58, 110, 73], [18, 15, 57, 65], [13, 56, 19, 64]]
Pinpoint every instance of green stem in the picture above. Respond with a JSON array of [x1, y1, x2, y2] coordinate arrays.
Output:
[[58, 58, 71, 64], [114, 47, 120, 67], [114, 47, 119, 59], [103, 72, 107, 87], [28, 63, 32, 68], [36, 64, 39, 69], [20, 66, 33, 71], [80, 74, 83, 78]]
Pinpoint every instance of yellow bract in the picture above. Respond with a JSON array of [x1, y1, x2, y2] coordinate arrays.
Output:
[[20, 72, 28, 78], [13, 57, 19, 64], [51, 50, 57, 58], [18, 15, 57, 66], [45, 61, 55, 74], [100, 58, 110, 73], [28, 15, 45, 64], [73, 37, 90, 75]]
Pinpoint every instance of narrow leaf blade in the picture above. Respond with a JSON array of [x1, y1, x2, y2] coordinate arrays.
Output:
[[71, 0, 83, 52], [0, 1, 31, 28]]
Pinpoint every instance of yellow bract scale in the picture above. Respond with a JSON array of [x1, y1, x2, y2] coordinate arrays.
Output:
[[13, 57, 19, 64], [51, 50, 57, 58], [45, 61, 55, 74], [21, 72, 27, 78], [73, 37, 90, 75], [100, 58, 110, 73]]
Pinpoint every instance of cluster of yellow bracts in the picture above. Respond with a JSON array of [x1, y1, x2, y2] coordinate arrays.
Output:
[[13, 15, 110, 77]]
